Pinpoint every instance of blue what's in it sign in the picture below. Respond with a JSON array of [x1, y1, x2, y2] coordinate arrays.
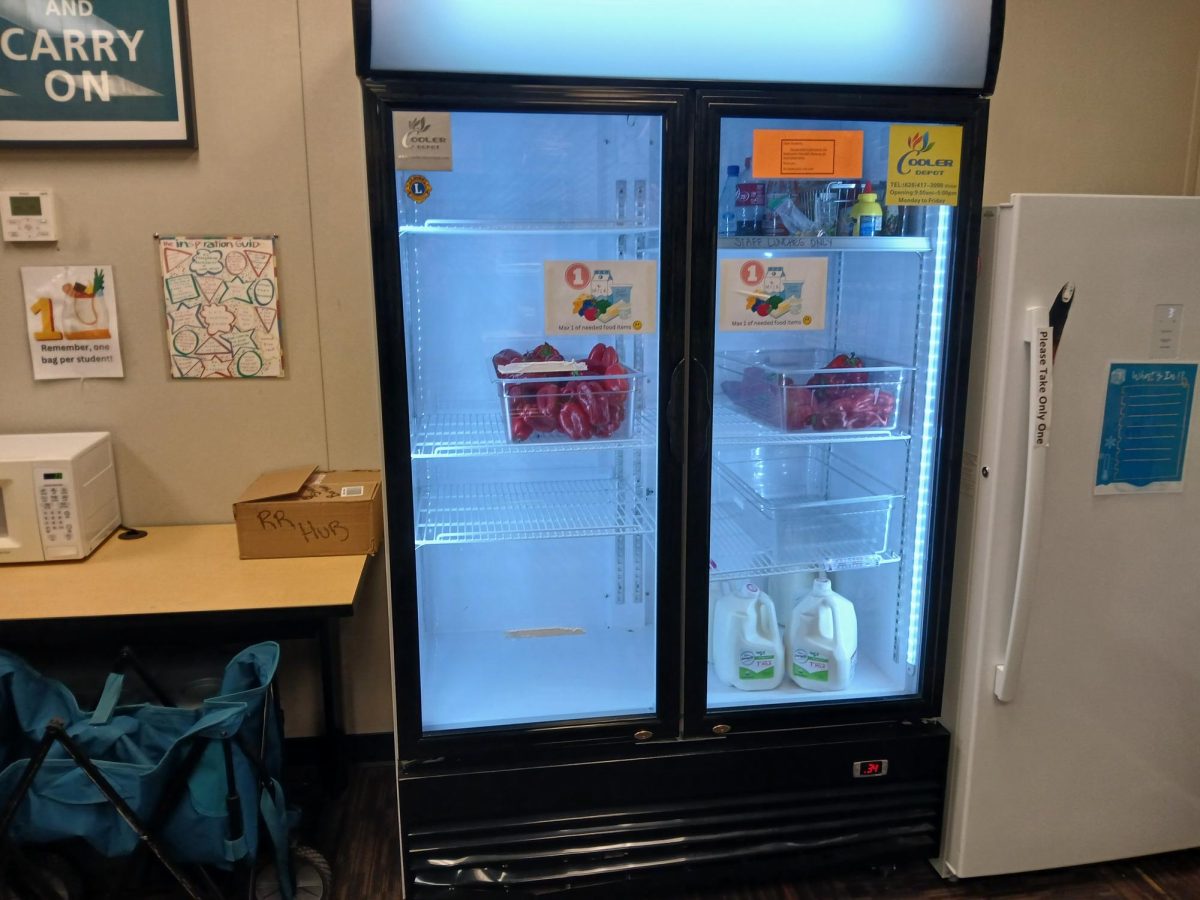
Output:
[[1095, 362, 1197, 494], [0, 0, 191, 144]]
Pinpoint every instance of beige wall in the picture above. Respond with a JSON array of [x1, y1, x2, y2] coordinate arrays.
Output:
[[2, 1, 1198, 739], [985, 0, 1200, 202], [0, 0, 385, 737]]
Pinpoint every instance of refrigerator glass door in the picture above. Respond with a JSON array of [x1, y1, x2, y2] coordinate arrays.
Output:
[[395, 110, 663, 733], [705, 116, 956, 711]]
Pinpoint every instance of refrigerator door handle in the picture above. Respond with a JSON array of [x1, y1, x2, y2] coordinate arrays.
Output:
[[689, 358, 712, 464], [994, 305, 1053, 703], [667, 359, 686, 463]]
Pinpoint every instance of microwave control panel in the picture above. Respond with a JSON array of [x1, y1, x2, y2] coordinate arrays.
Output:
[[36, 467, 80, 558]]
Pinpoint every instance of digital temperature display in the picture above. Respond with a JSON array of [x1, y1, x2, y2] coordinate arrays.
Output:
[[852, 759, 888, 778], [9, 195, 41, 217]]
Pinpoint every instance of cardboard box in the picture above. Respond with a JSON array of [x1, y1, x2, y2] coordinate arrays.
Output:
[[233, 466, 383, 559]]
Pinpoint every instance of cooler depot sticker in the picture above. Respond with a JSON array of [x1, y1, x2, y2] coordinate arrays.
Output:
[[404, 174, 432, 203], [752, 130, 863, 180], [1095, 362, 1197, 494], [719, 257, 827, 332], [544, 260, 657, 335], [393, 111, 453, 171], [886, 125, 963, 206]]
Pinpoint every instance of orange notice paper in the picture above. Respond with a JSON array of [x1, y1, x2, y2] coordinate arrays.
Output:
[[752, 130, 864, 180]]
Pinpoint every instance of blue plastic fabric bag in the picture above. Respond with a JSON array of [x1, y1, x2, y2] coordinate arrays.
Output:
[[0, 642, 290, 878]]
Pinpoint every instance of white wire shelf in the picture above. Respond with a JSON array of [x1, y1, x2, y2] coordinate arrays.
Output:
[[717, 236, 931, 252], [399, 219, 659, 236], [410, 410, 656, 458], [416, 479, 655, 545], [712, 398, 910, 446], [707, 503, 900, 581]]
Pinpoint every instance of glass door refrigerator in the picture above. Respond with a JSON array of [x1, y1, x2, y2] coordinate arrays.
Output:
[[356, 2, 1003, 896]]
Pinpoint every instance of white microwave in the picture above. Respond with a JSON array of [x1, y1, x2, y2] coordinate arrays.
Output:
[[0, 432, 121, 563]]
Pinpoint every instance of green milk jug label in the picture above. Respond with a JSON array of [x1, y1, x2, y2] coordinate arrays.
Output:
[[738, 649, 776, 680], [792, 648, 831, 682]]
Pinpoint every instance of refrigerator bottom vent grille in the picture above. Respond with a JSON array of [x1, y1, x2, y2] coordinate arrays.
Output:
[[407, 780, 942, 894]]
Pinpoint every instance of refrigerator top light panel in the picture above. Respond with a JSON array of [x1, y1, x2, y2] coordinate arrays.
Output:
[[367, 0, 999, 90]]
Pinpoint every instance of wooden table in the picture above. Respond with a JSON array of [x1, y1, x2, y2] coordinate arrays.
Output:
[[0, 523, 371, 782]]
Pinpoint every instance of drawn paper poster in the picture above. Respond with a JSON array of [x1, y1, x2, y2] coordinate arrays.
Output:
[[158, 236, 283, 378], [1095, 362, 1197, 494], [719, 257, 827, 332], [22, 266, 124, 380], [544, 260, 657, 335]]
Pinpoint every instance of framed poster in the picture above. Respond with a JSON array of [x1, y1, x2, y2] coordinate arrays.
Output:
[[0, 0, 195, 147]]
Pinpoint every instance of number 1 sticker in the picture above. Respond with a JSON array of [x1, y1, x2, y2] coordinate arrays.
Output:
[[740, 260, 765, 286], [565, 263, 591, 290]]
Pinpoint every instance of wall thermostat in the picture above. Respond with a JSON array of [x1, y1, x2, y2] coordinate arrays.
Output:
[[2, 190, 58, 242]]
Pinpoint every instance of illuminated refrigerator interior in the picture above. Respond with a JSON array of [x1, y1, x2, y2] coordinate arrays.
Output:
[[704, 116, 955, 713], [395, 110, 664, 732]]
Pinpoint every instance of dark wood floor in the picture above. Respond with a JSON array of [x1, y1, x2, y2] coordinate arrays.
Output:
[[324, 764, 1200, 899]]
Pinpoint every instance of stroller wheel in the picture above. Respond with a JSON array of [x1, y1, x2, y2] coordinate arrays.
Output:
[[254, 844, 333, 899]]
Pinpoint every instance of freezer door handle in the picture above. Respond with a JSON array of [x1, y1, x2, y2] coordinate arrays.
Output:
[[994, 305, 1053, 702], [667, 359, 686, 463]]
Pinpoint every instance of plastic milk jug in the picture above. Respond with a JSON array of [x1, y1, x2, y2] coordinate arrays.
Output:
[[766, 571, 817, 633], [708, 580, 731, 664], [713, 583, 785, 691], [786, 574, 857, 691]]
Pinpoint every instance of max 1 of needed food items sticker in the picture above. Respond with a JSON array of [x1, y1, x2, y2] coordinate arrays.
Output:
[[544, 260, 657, 335], [719, 257, 827, 332]]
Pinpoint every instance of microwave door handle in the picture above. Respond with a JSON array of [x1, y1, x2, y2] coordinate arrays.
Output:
[[994, 306, 1052, 703]]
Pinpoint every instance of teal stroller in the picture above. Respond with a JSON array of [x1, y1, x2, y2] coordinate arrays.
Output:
[[0, 642, 331, 899]]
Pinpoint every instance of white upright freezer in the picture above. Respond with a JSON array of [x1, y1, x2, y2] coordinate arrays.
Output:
[[938, 193, 1200, 878]]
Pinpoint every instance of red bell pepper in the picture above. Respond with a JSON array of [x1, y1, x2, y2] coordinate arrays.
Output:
[[784, 385, 815, 430], [557, 400, 590, 440], [525, 341, 564, 362], [807, 352, 869, 397], [536, 383, 560, 418], [812, 387, 896, 430], [601, 362, 628, 393]]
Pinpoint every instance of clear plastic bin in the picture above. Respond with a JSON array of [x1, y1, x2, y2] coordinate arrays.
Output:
[[716, 349, 910, 434], [714, 446, 901, 567], [495, 369, 641, 444]]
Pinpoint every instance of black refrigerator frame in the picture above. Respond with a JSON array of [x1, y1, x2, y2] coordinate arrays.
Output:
[[363, 77, 990, 762], [361, 79, 693, 761], [358, 10, 1001, 887]]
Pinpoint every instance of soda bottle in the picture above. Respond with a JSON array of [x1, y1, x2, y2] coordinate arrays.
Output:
[[762, 179, 791, 236], [735, 156, 764, 236], [718, 164, 739, 237]]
